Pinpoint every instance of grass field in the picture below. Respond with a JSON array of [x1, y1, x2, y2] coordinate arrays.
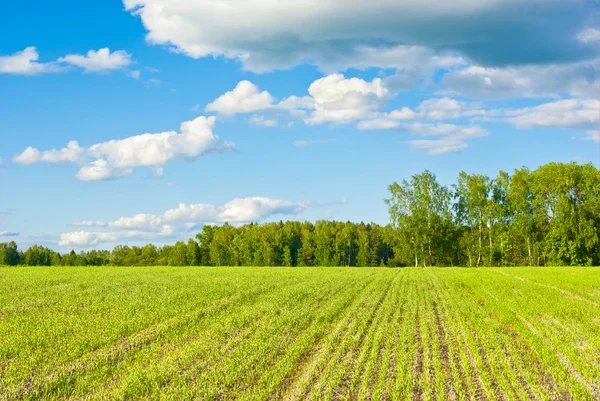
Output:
[[1, 266, 599, 400]]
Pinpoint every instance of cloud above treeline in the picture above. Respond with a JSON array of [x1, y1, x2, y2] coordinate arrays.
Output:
[[59, 197, 311, 247]]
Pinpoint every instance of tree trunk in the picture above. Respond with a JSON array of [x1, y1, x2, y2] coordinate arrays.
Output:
[[348, 243, 351, 267], [477, 220, 482, 267], [488, 220, 493, 267], [428, 240, 432, 267], [527, 236, 532, 266]]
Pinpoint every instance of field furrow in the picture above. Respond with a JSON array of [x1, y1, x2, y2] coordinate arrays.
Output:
[[2, 266, 600, 400]]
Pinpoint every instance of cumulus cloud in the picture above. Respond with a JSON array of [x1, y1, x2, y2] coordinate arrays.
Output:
[[505, 99, 599, 129], [249, 115, 277, 127], [13, 116, 234, 181], [13, 141, 84, 165], [406, 123, 489, 155], [577, 28, 600, 44], [357, 97, 480, 130], [315, 45, 465, 82], [277, 96, 315, 118], [205, 75, 388, 125], [357, 107, 420, 130], [58, 227, 176, 247], [388, 108, 420, 120], [71, 221, 106, 227], [357, 119, 402, 130], [205, 81, 275, 116], [306, 74, 389, 124], [58, 48, 132, 72], [0, 157, 5, 167], [58, 231, 119, 247], [584, 130, 600, 143], [129, 70, 141, 80], [358, 110, 489, 154], [407, 138, 471, 155], [0, 231, 19, 237], [418, 98, 469, 120], [205, 81, 314, 121], [124, 0, 593, 72], [59, 197, 312, 246], [109, 197, 308, 232], [441, 60, 600, 99], [89, 116, 228, 168], [75, 159, 134, 181], [0, 47, 63, 75], [479, 99, 599, 129], [1, 47, 135, 76]]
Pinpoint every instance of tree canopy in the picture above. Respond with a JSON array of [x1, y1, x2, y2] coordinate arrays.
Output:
[[2, 162, 599, 267]]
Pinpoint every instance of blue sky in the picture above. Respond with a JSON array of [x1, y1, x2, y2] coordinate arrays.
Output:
[[0, 0, 598, 250]]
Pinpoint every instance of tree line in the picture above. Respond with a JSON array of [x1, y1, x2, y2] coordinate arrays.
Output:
[[1, 162, 599, 267]]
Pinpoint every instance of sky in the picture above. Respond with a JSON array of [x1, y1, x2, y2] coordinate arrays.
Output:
[[0, 0, 599, 250]]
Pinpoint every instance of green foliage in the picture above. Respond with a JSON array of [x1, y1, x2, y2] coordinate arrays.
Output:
[[2, 162, 599, 268], [386, 162, 600, 267]]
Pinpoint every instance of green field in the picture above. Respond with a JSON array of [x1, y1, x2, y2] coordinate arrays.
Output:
[[1, 267, 600, 400]]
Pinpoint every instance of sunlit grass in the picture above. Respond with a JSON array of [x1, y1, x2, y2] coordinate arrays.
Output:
[[1, 266, 599, 400]]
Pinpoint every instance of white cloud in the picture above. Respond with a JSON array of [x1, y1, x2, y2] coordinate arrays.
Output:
[[315, 45, 465, 82], [109, 197, 307, 232], [71, 221, 106, 227], [577, 28, 600, 44], [406, 123, 489, 155], [293, 139, 343, 147], [0, 231, 19, 237], [277, 96, 315, 118], [481, 99, 599, 129], [388, 108, 420, 120], [58, 226, 176, 247], [205, 81, 275, 116], [408, 123, 488, 137], [584, 130, 600, 143], [205, 75, 388, 125], [357, 107, 419, 130], [306, 74, 389, 124], [418, 97, 468, 120], [357, 98, 477, 130], [59, 197, 310, 246], [249, 115, 277, 127], [75, 159, 134, 181], [13, 141, 84, 165], [357, 118, 402, 130], [0, 157, 4, 167], [89, 116, 227, 168], [0, 47, 62, 75], [1, 47, 137, 76], [507, 99, 598, 129], [123, 0, 592, 72], [62, 196, 346, 246], [407, 138, 470, 155], [14, 116, 234, 181], [441, 60, 600, 99], [58, 231, 119, 247], [58, 48, 132, 72]]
